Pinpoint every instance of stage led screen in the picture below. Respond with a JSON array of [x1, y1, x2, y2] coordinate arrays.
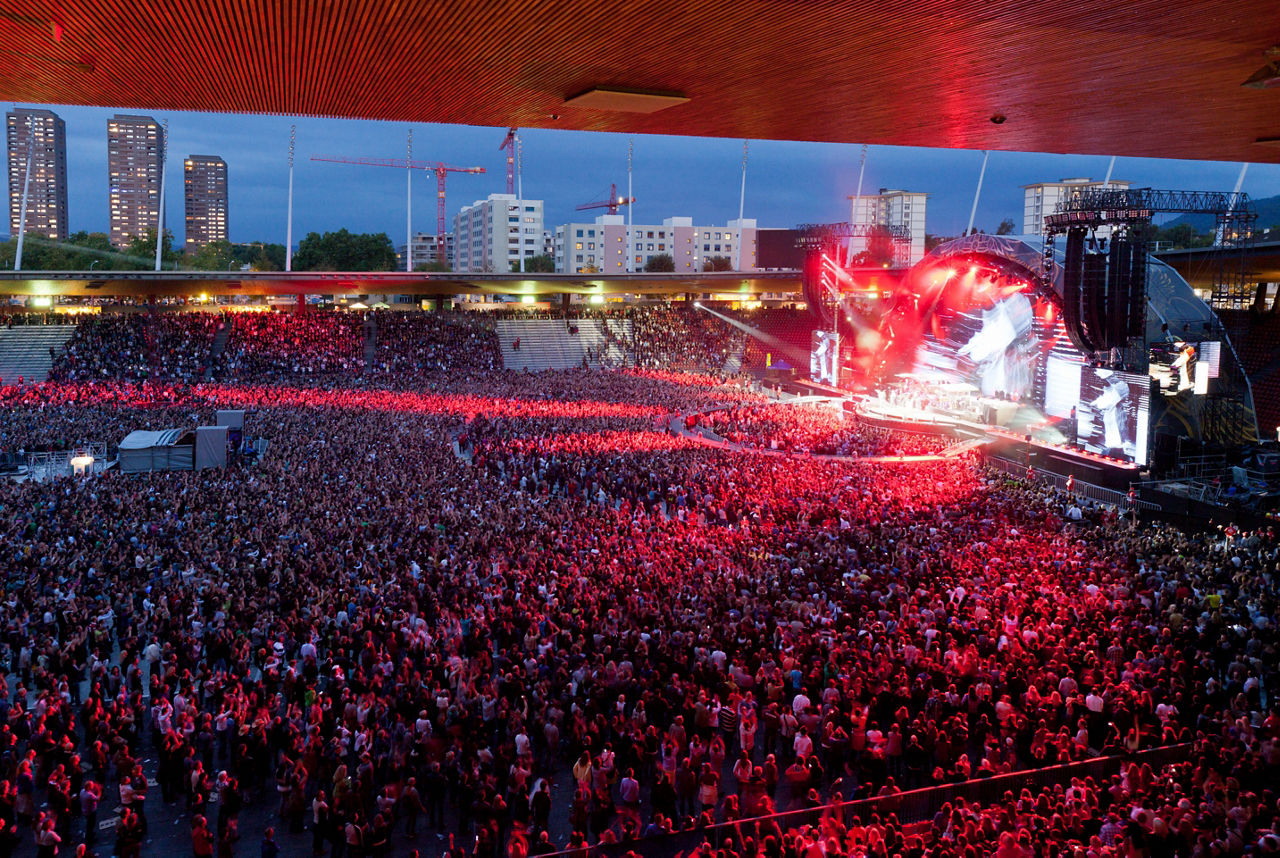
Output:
[[811, 330, 838, 385], [1076, 368, 1149, 465], [1044, 354, 1084, 419]]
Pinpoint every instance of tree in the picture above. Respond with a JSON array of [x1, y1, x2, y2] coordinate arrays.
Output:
[[1148, 223, 1214, 250], [125, 229, 181, 269], [924, 234, 952, 252], [0, 231, 131, 270], [231, 242, 286, 271], [416, 260, 452, 272], [643, 253, 675, 272], [292, 229, 398, 271], [188, 239, 236, 270], [511, 254, 555, 273], [850, 225, 896, 267], [703, 255, 732, 272], [996, 218, 1016, 235]]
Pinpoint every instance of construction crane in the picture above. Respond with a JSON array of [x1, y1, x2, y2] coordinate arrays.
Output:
[[310, 154, 486, 263], [498, 128, 517, 195], [576, 183, 635, 215]]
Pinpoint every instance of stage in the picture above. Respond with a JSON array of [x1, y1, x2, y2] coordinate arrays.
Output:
[[848, 390, 1142, 489]]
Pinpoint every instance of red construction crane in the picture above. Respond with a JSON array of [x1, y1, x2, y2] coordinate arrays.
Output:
[[576, 183, 635, 215], [310, 154, 486, 261], [498, 128, 517, 195]]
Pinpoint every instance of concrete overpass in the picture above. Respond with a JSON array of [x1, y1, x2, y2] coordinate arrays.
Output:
[[0, 269, 803, 299]]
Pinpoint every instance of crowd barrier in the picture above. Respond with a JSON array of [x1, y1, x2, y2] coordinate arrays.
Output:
[[536, 744, 1193, 858]]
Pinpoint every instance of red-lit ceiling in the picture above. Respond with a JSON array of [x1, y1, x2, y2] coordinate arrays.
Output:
[[1, 1, 1279, 163]]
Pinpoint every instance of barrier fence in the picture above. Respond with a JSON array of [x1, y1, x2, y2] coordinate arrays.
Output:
[[535, 744, 1193, 858], [984, 455, 1161, 511], [24, 441, 108, 481]]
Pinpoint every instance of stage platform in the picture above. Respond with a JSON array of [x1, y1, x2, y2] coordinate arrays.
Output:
[[847, 394, 1142, 489]]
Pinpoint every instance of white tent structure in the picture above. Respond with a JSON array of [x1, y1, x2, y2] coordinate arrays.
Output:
[[195, 426, 228, 469], [118, 429, 194, 473]]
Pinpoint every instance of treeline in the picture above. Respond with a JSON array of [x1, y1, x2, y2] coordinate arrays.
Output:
[[0, 227, 404, 272]]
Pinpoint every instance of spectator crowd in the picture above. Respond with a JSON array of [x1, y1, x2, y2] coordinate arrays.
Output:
[[0, 306, 1274, 858], [703, 402, 953, 457]]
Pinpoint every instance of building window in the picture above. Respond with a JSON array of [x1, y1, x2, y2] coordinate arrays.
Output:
[[703, 244, 710, 251], [658, 243, 665, 251], [576, 254, 583, 262], [647, 231, 654, 238], [575, 242, 583, 250], [576, 229, 584, 237]]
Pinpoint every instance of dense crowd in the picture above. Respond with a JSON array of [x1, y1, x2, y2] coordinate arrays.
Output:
[[629, 306, 743, 373], [149, 313, 220, 381], [704, 402, 952, 457], [217, 312, 365, 378], [48, 315, 152, 381], [1, 312, 66, 327], [45, 314, 217, 383], [372, 312, 501, 377], [0, 315, 1275, 858]]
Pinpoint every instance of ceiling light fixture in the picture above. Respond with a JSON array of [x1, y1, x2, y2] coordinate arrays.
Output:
[[563, 88, 689, 114], [1243, 46, 1280, 89]]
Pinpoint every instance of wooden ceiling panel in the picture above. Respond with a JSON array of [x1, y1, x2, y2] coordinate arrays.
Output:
[[0, 0, 1278, 162]]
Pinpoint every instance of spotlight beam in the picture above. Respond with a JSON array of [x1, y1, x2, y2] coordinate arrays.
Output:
[[694, 303, 809, 366]]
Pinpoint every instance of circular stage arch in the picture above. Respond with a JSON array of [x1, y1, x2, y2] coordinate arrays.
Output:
[[867, 234, 1256, 464]]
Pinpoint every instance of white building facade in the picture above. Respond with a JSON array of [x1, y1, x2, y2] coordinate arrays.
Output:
[[452, 194, 544, 272], [553, 216, 758, 274], [1022, 178, 1131, 235], [397, 232, 455, 271], [847, 189, 927, 266], [6, 108, 68, 240]]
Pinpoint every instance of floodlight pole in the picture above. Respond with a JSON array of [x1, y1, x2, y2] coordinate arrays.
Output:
[[286, 125, 295, 272], [626, 139, 634, 273], [965, 150, 989, 237], [154, 119, 168, 271], [516, 134, 525, 274], [1102, 155, 1116, 187], [847, 144, 867, 266], [735, 140, 747, 270], [14, 123, 34, 271], [406, 128, 413, 272], [1218, 162, 1249, 246]]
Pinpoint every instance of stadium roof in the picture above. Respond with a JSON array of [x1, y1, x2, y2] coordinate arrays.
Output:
[[2, 2, 1278, 162], [0, 270, 803, 298]]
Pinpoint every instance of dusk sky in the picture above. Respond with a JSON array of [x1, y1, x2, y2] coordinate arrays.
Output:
[[17, 101, 1280, 248]]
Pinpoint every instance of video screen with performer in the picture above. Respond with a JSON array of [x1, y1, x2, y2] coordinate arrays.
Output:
[[1150, 340, 1219, 396], [893, 259, 1153, 466], [811, 330, 838, 385], [1076, 368, 1150, 464]]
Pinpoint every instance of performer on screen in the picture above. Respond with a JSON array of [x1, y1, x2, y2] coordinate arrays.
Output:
[[1171, 342, 1196, 392]]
